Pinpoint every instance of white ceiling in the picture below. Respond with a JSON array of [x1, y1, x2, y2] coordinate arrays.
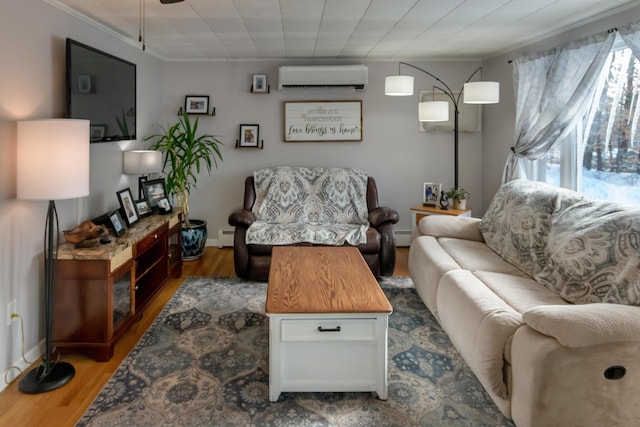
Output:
[[49, 0, 640, 61]]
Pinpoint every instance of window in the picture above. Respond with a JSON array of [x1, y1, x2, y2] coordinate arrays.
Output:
[[535, 36, 640, 206]]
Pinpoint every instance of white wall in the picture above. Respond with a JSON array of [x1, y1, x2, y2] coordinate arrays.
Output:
[[155, 60, 485, 244], [0, 0, 163, 390], [481, 3, 640, 210], [0, 0, 485, 390]]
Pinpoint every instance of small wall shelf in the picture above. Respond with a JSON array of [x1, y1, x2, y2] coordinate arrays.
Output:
[[235, 139, 264, 149], [177, 106, 216, 116], [250, 84, 270, 94]]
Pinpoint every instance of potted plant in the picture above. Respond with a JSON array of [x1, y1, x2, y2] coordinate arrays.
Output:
[[446, 187, 470, 210], [145, 113, 223, 260]]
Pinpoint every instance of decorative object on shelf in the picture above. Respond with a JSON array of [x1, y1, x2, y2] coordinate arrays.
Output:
[[134, 198, 151, 218], [116, 187, 139, 227], [284, 100, 363, 142], [63, 220, 108, 248], [446, 187, 471, 210], [251, 74, 269, 93], [16, 118, 90, 393], [145, 113, 224, 260], [439, 191, 449, 210], [236, 124, 262, 148], [123, 150, 162, 199], [141, 177, 169, 213], [184, 95, 213, 115], [77, 74, 92, 93], [90, 124, 106, 142], [385, 62, 499, 188], [422, 182, 441, 207]]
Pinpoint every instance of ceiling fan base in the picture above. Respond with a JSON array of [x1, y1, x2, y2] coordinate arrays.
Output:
[[160, 0, 184, 4]]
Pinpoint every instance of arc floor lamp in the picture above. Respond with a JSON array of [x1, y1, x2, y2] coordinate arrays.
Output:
[[17, 119, 90, 393], [385, 62, 499, 188]]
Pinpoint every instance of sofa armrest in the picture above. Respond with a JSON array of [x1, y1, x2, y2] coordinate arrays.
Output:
[[228, 208, 255, 228], [368, 206, 399, 227], [417, 216, 484, 241], [522, 304, 640, 348]]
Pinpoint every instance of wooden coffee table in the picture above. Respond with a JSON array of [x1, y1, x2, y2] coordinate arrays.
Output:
[[265, 246, 393, 402]]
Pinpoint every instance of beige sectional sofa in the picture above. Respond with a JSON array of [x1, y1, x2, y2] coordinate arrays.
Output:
[[409, 179, 640, 427]]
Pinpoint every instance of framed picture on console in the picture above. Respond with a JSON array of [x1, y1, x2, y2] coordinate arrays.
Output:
[[116, 187, 139, 226], [108, 209, 127, 237], [423, 182, 441, 207], [142, 178, 169, 212], [135, 199, 151, 218]]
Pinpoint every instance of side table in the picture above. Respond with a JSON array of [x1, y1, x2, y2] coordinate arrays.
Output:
[[410, 205, 472, 230]]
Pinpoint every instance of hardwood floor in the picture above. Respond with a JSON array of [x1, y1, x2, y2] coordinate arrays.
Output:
[[0, 246, 409, 426]]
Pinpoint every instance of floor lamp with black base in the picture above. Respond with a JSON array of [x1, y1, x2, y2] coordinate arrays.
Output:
[[16, 119, 90, 394]]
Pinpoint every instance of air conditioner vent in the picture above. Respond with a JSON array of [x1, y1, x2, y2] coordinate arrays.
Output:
[[278, 65, 368, 91]]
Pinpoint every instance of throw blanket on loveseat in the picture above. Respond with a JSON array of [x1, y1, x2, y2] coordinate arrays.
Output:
[[245, 167, 369, 246]]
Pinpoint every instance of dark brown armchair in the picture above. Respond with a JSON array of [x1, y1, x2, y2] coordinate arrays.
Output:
[[228, 175, 399, 281]]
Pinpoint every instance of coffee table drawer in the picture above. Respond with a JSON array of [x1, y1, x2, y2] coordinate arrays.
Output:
[[281, 318, 376, 342]]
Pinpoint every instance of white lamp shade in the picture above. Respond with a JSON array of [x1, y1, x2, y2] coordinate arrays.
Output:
[[385, 75, 414, 96], [123, 150, 162, 175], [419, 101, 449, 122], [17, 119, 90, 201], [463, 81, 500, 104]]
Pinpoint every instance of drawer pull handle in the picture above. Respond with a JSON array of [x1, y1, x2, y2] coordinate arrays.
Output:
[[154, 234, 158, 239], [317, 326, 341, 333]]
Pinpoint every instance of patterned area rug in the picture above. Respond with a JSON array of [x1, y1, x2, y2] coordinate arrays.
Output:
[[76, 277, 514, 426]]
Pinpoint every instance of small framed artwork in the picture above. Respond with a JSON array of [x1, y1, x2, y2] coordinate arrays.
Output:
[[78, 74, 92, 93], [239, 124, 259, 147], [423, 182, 441, 207], [142, 178, 169, 212], [90, 125, 106, 142], [116, 187, 139, 226], [158, 197, 172, 214], [108, 209, 127, 237], [184, 95, 209, 115], [252, 74, 267, 93], [135, 199, 151, 218]]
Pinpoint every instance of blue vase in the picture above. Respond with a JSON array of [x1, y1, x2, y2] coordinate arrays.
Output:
[[181, 219, 207, 261]]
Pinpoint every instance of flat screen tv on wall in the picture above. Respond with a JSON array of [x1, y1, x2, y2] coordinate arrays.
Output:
[[66, 38, 136, 143]]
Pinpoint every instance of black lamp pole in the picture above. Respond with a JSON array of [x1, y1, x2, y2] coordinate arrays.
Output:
[[397, 62, 483, 189], [19, 201, 75, 394]]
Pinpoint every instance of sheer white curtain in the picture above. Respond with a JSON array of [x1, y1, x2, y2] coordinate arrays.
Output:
[[620, 22, 640, 57], [503, 31, 615, 182]]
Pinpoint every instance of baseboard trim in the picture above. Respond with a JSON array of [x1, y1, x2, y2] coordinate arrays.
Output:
[[0, 340, 44, 392]]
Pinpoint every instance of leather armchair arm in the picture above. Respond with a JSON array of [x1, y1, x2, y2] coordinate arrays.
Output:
[[228, 208, 255, 228], [368, 206, 399, 227]]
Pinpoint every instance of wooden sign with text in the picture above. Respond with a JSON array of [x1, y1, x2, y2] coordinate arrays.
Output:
[[283, 101, 363, 142]]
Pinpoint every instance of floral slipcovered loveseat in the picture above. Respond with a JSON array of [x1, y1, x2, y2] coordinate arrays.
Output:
[[228, 167, 399, 281], [409, 179, 640, 427]]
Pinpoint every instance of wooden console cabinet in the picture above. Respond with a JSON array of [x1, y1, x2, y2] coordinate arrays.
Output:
[[53, 212, 182, 361]]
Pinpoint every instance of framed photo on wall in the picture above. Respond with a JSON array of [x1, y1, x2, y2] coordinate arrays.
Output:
[[142, 178, 169, 212], [185, 95, 209, 114], [252, 74, 267, 93], [239, 124, 259, 147], [423, 182, 441, 207], [116, 187, 139, 226]]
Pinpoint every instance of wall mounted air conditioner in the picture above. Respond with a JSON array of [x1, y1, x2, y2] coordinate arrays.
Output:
[[278, 65, 368, 91]]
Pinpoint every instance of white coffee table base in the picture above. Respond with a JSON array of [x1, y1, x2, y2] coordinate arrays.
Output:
[[268, 313, 389, 402]]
